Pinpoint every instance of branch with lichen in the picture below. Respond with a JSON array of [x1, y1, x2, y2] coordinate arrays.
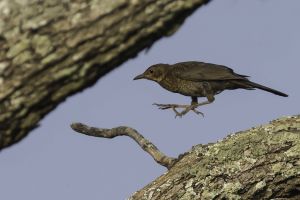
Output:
[[71, 123, 177, 169], [128, 115, 300, 200]]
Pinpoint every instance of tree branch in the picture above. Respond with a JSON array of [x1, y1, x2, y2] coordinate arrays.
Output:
[[71, 116, 300, 199], [71, 123, 177, 169], [128, 115, 300, 199], [0, 0, 211, 150]]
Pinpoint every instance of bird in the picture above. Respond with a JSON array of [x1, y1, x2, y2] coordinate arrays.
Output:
[[133, 61, 288, 117]]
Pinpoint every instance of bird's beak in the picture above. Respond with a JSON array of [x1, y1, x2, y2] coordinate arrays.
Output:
[[133, 73, 145, 80]]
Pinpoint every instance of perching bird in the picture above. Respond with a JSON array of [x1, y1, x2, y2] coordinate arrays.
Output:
[[133, 61, 288, 117]]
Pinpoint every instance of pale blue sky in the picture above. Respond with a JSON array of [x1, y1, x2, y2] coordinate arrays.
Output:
[[1, 1, 299, 199]]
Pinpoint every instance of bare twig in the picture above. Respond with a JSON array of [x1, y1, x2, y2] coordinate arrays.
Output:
[[70, 123, 177, 169]]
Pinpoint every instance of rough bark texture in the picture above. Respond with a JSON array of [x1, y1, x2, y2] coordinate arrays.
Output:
[[0, 0, 211, 149], [130, 115, 300, 200]]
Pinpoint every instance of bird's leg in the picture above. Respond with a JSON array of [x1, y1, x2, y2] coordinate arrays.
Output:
[[153, 103, 190, 109], [152, 98, 202, 118], [174, 97, 202, 117], [153, 103, 191, 116], [176, 95, 215, 117], [153, 95, 215, 118], [153, 102, 202, 118]]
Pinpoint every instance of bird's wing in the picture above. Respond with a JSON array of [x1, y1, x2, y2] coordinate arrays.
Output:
[[172, 61, 249, 81]]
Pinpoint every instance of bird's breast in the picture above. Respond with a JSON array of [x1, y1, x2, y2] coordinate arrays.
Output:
[[159, 77, 207, 97], [158, 76, 180, 93]]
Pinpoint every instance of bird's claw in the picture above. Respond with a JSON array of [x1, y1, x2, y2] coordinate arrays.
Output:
[[174, 108, 183, 118], [191, 108, 204, 117], [152, 103, 176, 110], [153, 103, 204, 118], [175, 107, 204, 118]]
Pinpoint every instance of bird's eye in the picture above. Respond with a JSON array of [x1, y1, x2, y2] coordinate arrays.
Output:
[[149, 70, 154, 74]]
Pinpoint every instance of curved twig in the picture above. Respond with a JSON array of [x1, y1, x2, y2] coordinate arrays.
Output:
[[70, 123, 177, 169]]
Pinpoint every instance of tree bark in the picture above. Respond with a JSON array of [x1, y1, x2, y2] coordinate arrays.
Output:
[[129, 115, 300, 200], [0, 0, 211, 150]]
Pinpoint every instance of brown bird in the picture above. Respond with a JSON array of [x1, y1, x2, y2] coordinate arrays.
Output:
[[133, 61, 288, 117]]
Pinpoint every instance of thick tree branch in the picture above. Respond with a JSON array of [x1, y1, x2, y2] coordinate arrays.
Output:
[[128, 115, 300, 200], [0, 0, 211, 150], [71, 116, 300, 199], [71, 122, 177, 169]]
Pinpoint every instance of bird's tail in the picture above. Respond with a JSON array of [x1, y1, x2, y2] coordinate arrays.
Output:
[[233, 80, 288, 97]]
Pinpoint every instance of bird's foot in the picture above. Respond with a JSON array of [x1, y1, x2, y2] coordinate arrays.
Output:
[[177, 104, 204, 118], [153, 103, 204, 118], [153, 103, 184, 118]]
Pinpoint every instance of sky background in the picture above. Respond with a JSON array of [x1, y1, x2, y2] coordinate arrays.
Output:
[[1, 0, 300, 199]]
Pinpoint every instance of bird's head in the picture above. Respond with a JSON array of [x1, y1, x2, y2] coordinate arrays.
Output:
[[133, 64, 169, 82]]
